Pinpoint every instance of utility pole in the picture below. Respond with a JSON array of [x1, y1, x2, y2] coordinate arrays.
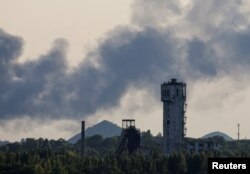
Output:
[[237, 123, 240, 141]]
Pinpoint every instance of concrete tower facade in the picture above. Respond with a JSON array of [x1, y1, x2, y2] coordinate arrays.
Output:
[[161, 78, 186, 154]]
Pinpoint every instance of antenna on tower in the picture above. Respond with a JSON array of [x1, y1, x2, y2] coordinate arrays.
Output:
[[237, 123, 240, 141]]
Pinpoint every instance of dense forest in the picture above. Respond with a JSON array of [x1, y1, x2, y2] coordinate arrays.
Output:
[[1, 131, 250, 174]]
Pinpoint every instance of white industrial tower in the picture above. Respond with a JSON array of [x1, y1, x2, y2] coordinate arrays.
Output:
[[161, 78, 187, 154]]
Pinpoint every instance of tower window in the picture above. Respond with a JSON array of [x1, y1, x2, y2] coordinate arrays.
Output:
[[166, 90, 170, 97], [176, 89, 179, 96], [167, 120, 170, 125]]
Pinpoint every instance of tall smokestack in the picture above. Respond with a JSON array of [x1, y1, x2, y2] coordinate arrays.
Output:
[[81, 121, 85, 156]]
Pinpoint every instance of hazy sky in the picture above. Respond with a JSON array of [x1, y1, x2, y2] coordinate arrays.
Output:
[[1, 0, 250, 141], [0, 0, 131, 65]]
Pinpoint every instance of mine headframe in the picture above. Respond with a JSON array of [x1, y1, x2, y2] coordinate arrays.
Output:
[[116, 119, 140, 155]]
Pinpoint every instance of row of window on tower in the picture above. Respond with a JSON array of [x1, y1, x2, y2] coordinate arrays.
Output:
[[161, 88, 181, 98], [161, 86, 186, 98]]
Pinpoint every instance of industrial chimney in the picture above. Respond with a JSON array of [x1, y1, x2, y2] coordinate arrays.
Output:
[[81, 121, 85, 156]]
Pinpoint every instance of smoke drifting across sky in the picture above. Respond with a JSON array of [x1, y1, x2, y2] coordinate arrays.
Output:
[[1, 0, 250, 141]]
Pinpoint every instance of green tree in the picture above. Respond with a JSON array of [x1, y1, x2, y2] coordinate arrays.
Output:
[[168, 152, 187, 174]]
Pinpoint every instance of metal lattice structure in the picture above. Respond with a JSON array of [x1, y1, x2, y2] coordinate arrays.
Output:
[[116, 119, 140, 154]]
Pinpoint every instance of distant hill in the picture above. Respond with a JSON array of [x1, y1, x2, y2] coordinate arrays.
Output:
[[201, 131, 234, 141], [0, 140, 9, 146], [68, 120, 122, 144]]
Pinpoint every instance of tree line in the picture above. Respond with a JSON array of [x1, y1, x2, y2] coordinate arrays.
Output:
[[0, 131, 250, 174]]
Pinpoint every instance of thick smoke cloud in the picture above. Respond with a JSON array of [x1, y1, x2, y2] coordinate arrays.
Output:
[[1, 0, 250, 121], [0, 29, 23, 63], [0, 35, 68, 118], [0, 27, 178, 119], [0, 29, 23, 116]]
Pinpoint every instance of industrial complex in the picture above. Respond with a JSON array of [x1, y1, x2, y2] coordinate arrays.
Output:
[[80, 78, 221, 155]]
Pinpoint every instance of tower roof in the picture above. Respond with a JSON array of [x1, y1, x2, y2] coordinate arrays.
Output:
[[162, 78, 186, 86]]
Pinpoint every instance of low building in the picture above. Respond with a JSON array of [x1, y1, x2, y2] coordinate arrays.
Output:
[[186, 137, 221, 153]]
